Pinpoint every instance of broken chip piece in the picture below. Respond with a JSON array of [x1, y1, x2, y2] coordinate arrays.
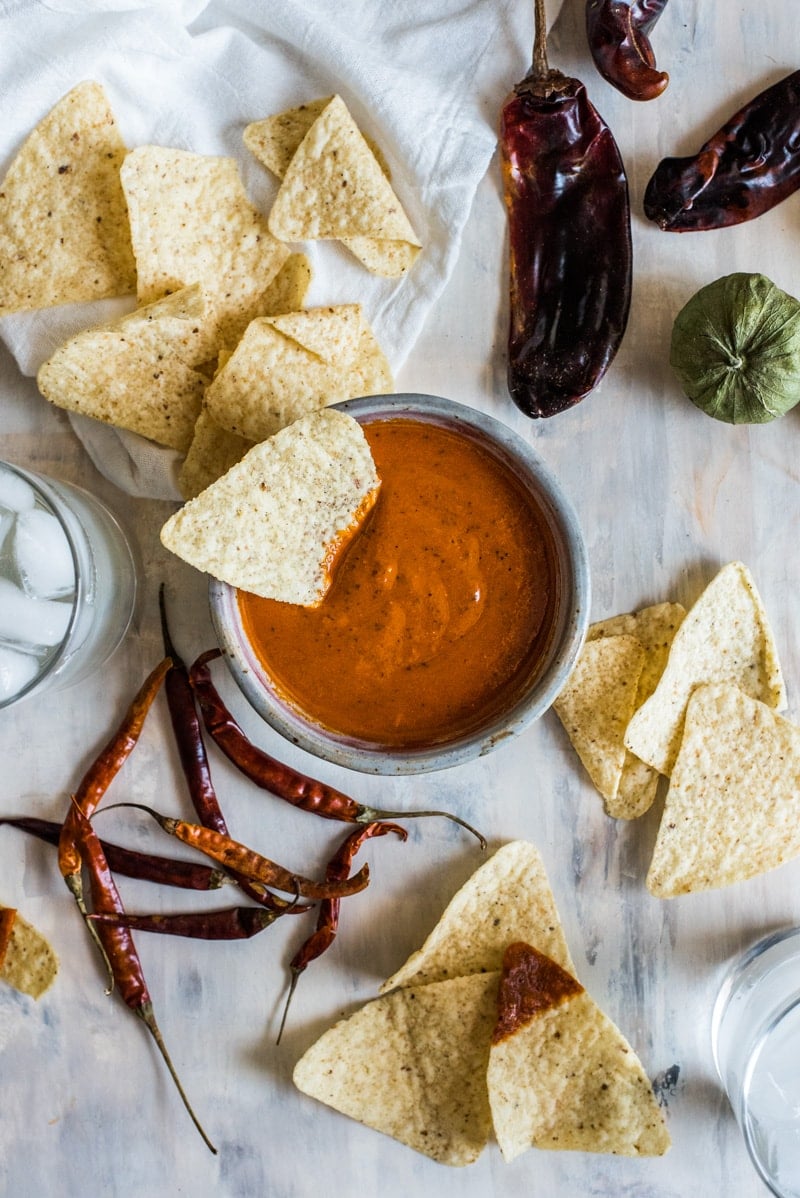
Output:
[[246, 94, 421, 277], [648, 682, 800, 896], [624, 562, 786, 777], [0, 905, 58, 999], [160, 407, 381, 605], [0, 80, 136, 316], [37, 284, 220, 452], [487, 943, 670, 1161], [119, 144, 289, 346]]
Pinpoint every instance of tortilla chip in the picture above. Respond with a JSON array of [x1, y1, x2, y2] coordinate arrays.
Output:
[[259, 251, 313, 316], [244, 98, 331, 179], [119, 145, 289, 345], [37, 284, 219, 452], [204, 304, 392, 442], [380, 841, 574, 993], [488, 943, 670, 1161], [293, 972, 498, 1166], [160, 407, 380, 604], [263, 95, 421, 277], [178, 406, 254, 499], [0, 81, 135, 316], [648, 683, 800, 896], [624, 562, 786, 777], [553, 635, 646, 814], [584, 602, 686, 818], [0, 906, 58, 999]]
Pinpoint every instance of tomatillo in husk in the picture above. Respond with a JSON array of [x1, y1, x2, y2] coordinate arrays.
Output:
[[670, 272, 800, 424]]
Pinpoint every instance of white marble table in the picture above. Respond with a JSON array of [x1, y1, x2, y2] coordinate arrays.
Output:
[[2, 2, 799, 1195]]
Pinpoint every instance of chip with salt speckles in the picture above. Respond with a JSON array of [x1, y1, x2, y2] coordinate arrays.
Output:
[[0, 80, 135, 316], [487, 943, 671, 1161], [380, 840, 575, 993], [120, 144, 289, 346], [624, 561, 786, 777], [553, 634, 646, 815], [37, 284, 219, 453], [294, 972, 498, 1166], [204, 303, 392, 443], [248, 94, 421, 277], [0, 906, 58, 999], [648, 682, 800, 896], [160, 407, 381, 605]]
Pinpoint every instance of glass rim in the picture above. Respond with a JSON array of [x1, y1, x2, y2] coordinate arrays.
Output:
[[0, 460, 83, 711], [740, 992, 800, 1198]]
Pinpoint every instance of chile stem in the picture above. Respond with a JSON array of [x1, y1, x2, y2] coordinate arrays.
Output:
[[532, 0, 549, 79], [136, 1001, 217, 1155]]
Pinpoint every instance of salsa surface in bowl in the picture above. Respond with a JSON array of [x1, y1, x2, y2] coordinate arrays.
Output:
[[237, 413, 561, 749]]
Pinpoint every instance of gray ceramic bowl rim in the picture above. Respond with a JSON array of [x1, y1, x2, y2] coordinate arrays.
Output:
[[208, 393, 590, 775]]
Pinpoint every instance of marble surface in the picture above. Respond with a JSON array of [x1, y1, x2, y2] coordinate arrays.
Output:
[[2, 1, 800, 1195]]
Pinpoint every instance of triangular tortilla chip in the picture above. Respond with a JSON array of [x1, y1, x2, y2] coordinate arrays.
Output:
[[553, 635, 646, 814], [264, 95, 420, 277], [0, 81, 135, 316], [380, 841, 574, 993], [258, 251, 313, 316], [244, 98, 331, 178], [204, 304, 392, 442], [624, 562, 786, 777], [648, 683, 800, 896], [0, 906, 58, 999], [488, 943, 670, 1161], [178, 405, 254, 499], [584, 602, 686, 818], [37, 284, 219, 452], [119, 145, 289, 345], [293, 972, 498, 1166], [160, 407, 380, 605]]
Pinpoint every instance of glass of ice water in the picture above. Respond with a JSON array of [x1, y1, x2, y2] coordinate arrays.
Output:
[[0, 460, 137, 708], [712, 927, 800, 1198]]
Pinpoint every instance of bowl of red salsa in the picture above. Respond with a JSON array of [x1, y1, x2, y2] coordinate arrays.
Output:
[[209, 393, 589, 774]]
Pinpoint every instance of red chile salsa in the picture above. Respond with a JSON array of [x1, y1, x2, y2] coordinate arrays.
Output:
[[238, 417, 561, 749]]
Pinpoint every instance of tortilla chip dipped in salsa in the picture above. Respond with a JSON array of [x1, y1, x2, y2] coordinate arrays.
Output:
[[381, 841, 575, 993], [119, 145, 289, 346], [204, 303, 393, 443], [293, 972, 499, 1166], [246, 94, 421, 277], [160, 408, 380, 605], [0, 81, 135, 316], [648, 683, 800, 897], [487, 943, 670, 1161], [624, 562, 785, 778], [37, 283, 220, 452]]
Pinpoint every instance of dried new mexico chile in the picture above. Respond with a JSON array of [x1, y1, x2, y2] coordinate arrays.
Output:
[[644, 70, 800, 231], [501, 0, 632, 417], [586, 0, 670, 102]]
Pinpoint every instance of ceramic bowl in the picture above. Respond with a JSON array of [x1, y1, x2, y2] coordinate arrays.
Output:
[[208, 393, 590, 775]]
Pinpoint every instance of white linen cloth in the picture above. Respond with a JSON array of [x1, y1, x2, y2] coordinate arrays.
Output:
[[0, 0, 563, 498]]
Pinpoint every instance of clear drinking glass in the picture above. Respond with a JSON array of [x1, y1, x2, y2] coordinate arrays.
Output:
[[0, 460, 137, 709], [711, 927, 800, 1198]]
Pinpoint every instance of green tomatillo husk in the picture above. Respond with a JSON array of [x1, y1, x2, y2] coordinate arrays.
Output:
[[670, 272, 800, 424]]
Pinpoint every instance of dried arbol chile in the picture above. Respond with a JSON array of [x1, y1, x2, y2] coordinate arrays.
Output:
[[644, 70, 800, 231], [586, 1, 670, 102], [501, 0, 632, 417]]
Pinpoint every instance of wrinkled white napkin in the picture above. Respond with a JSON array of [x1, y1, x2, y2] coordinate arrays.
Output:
[[0, 0, 562, 499]]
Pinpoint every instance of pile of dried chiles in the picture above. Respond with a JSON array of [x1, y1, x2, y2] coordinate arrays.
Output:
[[2, 590, 485, 1153]]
